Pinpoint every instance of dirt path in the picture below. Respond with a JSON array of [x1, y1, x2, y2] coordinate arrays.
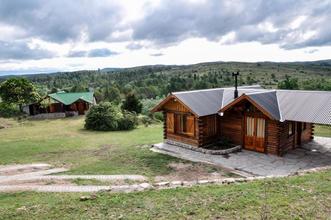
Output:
[[0, 163, 329, 193], [0, 164, 147, 192]]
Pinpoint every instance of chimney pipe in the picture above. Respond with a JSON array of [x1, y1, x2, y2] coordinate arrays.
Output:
[[232, 71, 239, 99]]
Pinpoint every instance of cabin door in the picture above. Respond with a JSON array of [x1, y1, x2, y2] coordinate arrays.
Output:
[[244, 116, 265, 152], [77, 102, 86, 115]]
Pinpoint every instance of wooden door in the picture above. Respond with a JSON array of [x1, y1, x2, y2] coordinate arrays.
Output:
[[77, 102, 86, 115], [166, 113, 174, 133], [244, 116, 265, 152]]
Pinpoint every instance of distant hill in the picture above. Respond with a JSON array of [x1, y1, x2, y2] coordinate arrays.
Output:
[[1, 60, 330, 98]]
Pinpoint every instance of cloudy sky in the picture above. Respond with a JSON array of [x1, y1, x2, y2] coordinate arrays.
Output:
[[0, 0, 331, 75]]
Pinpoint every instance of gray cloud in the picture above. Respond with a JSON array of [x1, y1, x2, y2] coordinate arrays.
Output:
[[0, 0, 124, 43], [0, 41, 55, 60], [87, 48, 118, 57], [68, 48, 118, 58], [0, 0, 330, 62], [67, 50, 87, 58], [150, 53, 164, 57], [133, 0, 331, 49], [126, 42, 144, 50]]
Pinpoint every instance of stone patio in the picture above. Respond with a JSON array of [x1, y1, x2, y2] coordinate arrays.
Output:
[[152, 137, 331, 177]]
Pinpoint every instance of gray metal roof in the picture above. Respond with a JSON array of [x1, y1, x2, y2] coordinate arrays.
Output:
[[247, 91, 281, 120], [170, 85, 331, 125], [276, 90, 331, 125], [173, 88, 224, 116]]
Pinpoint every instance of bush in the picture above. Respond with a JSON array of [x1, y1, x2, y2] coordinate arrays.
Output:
[[85, 102, 138, 131], [140, 115, 153, 127], [0, 103, 22, 118], [85, 102, 122, 131], [118, 111, 138, 130]]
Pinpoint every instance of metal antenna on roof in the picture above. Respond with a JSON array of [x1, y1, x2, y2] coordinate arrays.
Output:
[[232, 71, 239, 98]]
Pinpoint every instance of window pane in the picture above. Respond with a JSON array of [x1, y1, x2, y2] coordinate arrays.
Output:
[[256, 118, 265, 138]]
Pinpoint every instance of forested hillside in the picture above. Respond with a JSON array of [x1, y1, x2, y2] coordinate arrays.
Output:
[[1, 61, 331, 101]]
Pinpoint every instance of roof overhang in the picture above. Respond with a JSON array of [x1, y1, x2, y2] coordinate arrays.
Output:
[[219, 94, 276, 120], [150, 94, 199, 117]]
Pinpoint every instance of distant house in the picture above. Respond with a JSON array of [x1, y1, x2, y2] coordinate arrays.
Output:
[[152, 85, 331, 156], [24, 91, 96, 118]]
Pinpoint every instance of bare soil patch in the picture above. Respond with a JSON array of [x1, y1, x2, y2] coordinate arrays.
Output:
[[4, 178, 73, 186], [0, 166, 50, 176], [155, 162, 237, 182]]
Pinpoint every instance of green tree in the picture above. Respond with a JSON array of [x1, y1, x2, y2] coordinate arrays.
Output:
[[70, 84, 88, 92], [122, 93, 142, 114], [0, 78, 40, 111], [104, 86, 121, 104], [278, 75, 299, 90]]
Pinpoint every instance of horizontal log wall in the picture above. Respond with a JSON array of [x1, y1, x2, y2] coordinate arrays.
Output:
[[265, 120, 280, 155], [301, 123, 313, 144], [199, 115, 219, 147], [279, 121, 295, 155], [219, 111, 243, 146]]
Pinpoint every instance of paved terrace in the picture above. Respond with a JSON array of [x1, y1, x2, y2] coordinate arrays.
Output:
[[152, 137, 331, 177]]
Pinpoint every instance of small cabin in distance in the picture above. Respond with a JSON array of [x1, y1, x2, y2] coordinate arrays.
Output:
[[152, 86, 331, 156], [24, 91, 96, 118]]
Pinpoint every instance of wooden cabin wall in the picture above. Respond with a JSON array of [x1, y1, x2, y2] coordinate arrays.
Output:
[[162, 99, 199, 147], [265, 120, 281, 155], [162, 99, 190, 112], [278, 121, 295, 155], [198, 115, 219, 146], [219, 111, 243, 146], [301, 123, 313, 144]]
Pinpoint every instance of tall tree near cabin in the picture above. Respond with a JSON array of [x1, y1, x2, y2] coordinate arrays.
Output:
[[0, 78, 40, 111], [122, 93, 142, 114]]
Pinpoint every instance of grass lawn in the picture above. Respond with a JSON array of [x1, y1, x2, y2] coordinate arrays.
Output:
[[0, 169, 330, 219], [0, 117, 233, 179], [0, 117, 179, 177], [315, 124, 331, 137]]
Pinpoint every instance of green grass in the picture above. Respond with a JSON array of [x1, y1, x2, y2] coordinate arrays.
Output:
[[0, 169, 330, 219], [0, 117, 181, 177], [315, 124, 331, 137]]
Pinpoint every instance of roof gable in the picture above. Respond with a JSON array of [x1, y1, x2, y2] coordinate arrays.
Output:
[[48, 92, 94, 105], [247, 91, 281, 120]]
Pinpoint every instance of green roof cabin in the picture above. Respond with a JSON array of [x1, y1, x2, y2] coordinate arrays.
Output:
[[24, 91, 96, 117]]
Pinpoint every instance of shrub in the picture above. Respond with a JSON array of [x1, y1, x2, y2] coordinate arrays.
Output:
[[0, 103, 22, 118], [85, 102, 122, 131], [85, 102, 138, 131], [118, 111, 138, 130], [140, 115, 153, 127]]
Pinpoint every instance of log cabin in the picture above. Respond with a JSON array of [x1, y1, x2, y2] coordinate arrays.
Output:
[[151, 85, 331, 156], [24, 91, 96, 116]]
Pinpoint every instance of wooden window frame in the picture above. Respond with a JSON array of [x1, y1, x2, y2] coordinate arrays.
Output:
[[174, 113, 195, 137]]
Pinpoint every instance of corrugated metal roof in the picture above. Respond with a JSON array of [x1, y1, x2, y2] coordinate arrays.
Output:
[[276, 90, 331, 125], [173, 88, 224, 116], [48, 92, 94, 105], [168, 86, 331, 125], [247, 91, 281, 120]]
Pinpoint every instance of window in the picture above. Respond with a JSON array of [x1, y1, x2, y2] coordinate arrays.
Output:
[[288, 122, 294, 136], [180, 115, 187, 133], [175, 113, 195, 137]]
